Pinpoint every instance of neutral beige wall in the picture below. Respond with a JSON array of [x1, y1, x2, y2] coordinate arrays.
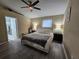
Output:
[[31, 15, 64, 32], [0, 6, 31, 43], [64, 0, 79, 59]]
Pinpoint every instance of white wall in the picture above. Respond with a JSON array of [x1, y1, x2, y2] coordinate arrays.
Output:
[[64, 0, 79, 59]]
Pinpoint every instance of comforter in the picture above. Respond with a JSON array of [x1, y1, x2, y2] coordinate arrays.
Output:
[[21, 32, 50, 47]]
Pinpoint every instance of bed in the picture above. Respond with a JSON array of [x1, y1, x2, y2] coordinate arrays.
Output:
[[21, 32, 53, 53]]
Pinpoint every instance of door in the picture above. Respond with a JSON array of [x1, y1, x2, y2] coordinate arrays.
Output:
[[5, 16, 17, 41]]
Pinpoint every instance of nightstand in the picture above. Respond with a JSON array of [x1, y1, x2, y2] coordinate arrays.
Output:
[[53, 33, 63, 43]]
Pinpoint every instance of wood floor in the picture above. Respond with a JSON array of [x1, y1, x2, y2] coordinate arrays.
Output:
[[0, 39, 66, 59]]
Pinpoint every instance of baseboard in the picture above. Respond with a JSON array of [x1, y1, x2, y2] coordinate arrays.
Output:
[[62, 43, 72, 59], [0, 41, 8, 46], [62, 43, 68, 59]]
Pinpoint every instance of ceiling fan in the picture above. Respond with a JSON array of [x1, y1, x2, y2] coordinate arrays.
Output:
[[21, 0, 41, 11]]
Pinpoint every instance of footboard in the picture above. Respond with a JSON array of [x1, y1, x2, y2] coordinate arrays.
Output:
[[44, 35, 53, 53], [21, 40, 48, 53]]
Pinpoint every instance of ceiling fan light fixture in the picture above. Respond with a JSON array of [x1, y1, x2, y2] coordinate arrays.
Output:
[[29, 7, 33, 12], [29, 7, 33, 9]]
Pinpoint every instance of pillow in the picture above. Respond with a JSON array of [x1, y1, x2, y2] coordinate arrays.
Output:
[[37, 28, 52, 34]]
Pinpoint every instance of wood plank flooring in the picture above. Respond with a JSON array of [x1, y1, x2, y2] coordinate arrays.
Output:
[[0, 39, 66, 59]]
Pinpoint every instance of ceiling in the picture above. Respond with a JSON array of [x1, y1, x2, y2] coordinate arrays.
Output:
[[0, 0, 67, 18]]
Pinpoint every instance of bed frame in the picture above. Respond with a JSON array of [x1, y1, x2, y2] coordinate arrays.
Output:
[[21, 35, 53, 53]]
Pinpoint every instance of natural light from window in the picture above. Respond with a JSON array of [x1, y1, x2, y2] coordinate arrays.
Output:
[[42, 19, 52, 28]]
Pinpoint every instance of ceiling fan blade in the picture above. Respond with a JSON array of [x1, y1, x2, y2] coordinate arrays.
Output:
[[21, 0, 29, 5], [33, 7, 41, 10], [21, 6, 28, 8], [32, 0, 39, 6]]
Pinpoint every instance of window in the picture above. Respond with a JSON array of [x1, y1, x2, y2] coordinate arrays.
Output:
[[42, 19, 52, 28]]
